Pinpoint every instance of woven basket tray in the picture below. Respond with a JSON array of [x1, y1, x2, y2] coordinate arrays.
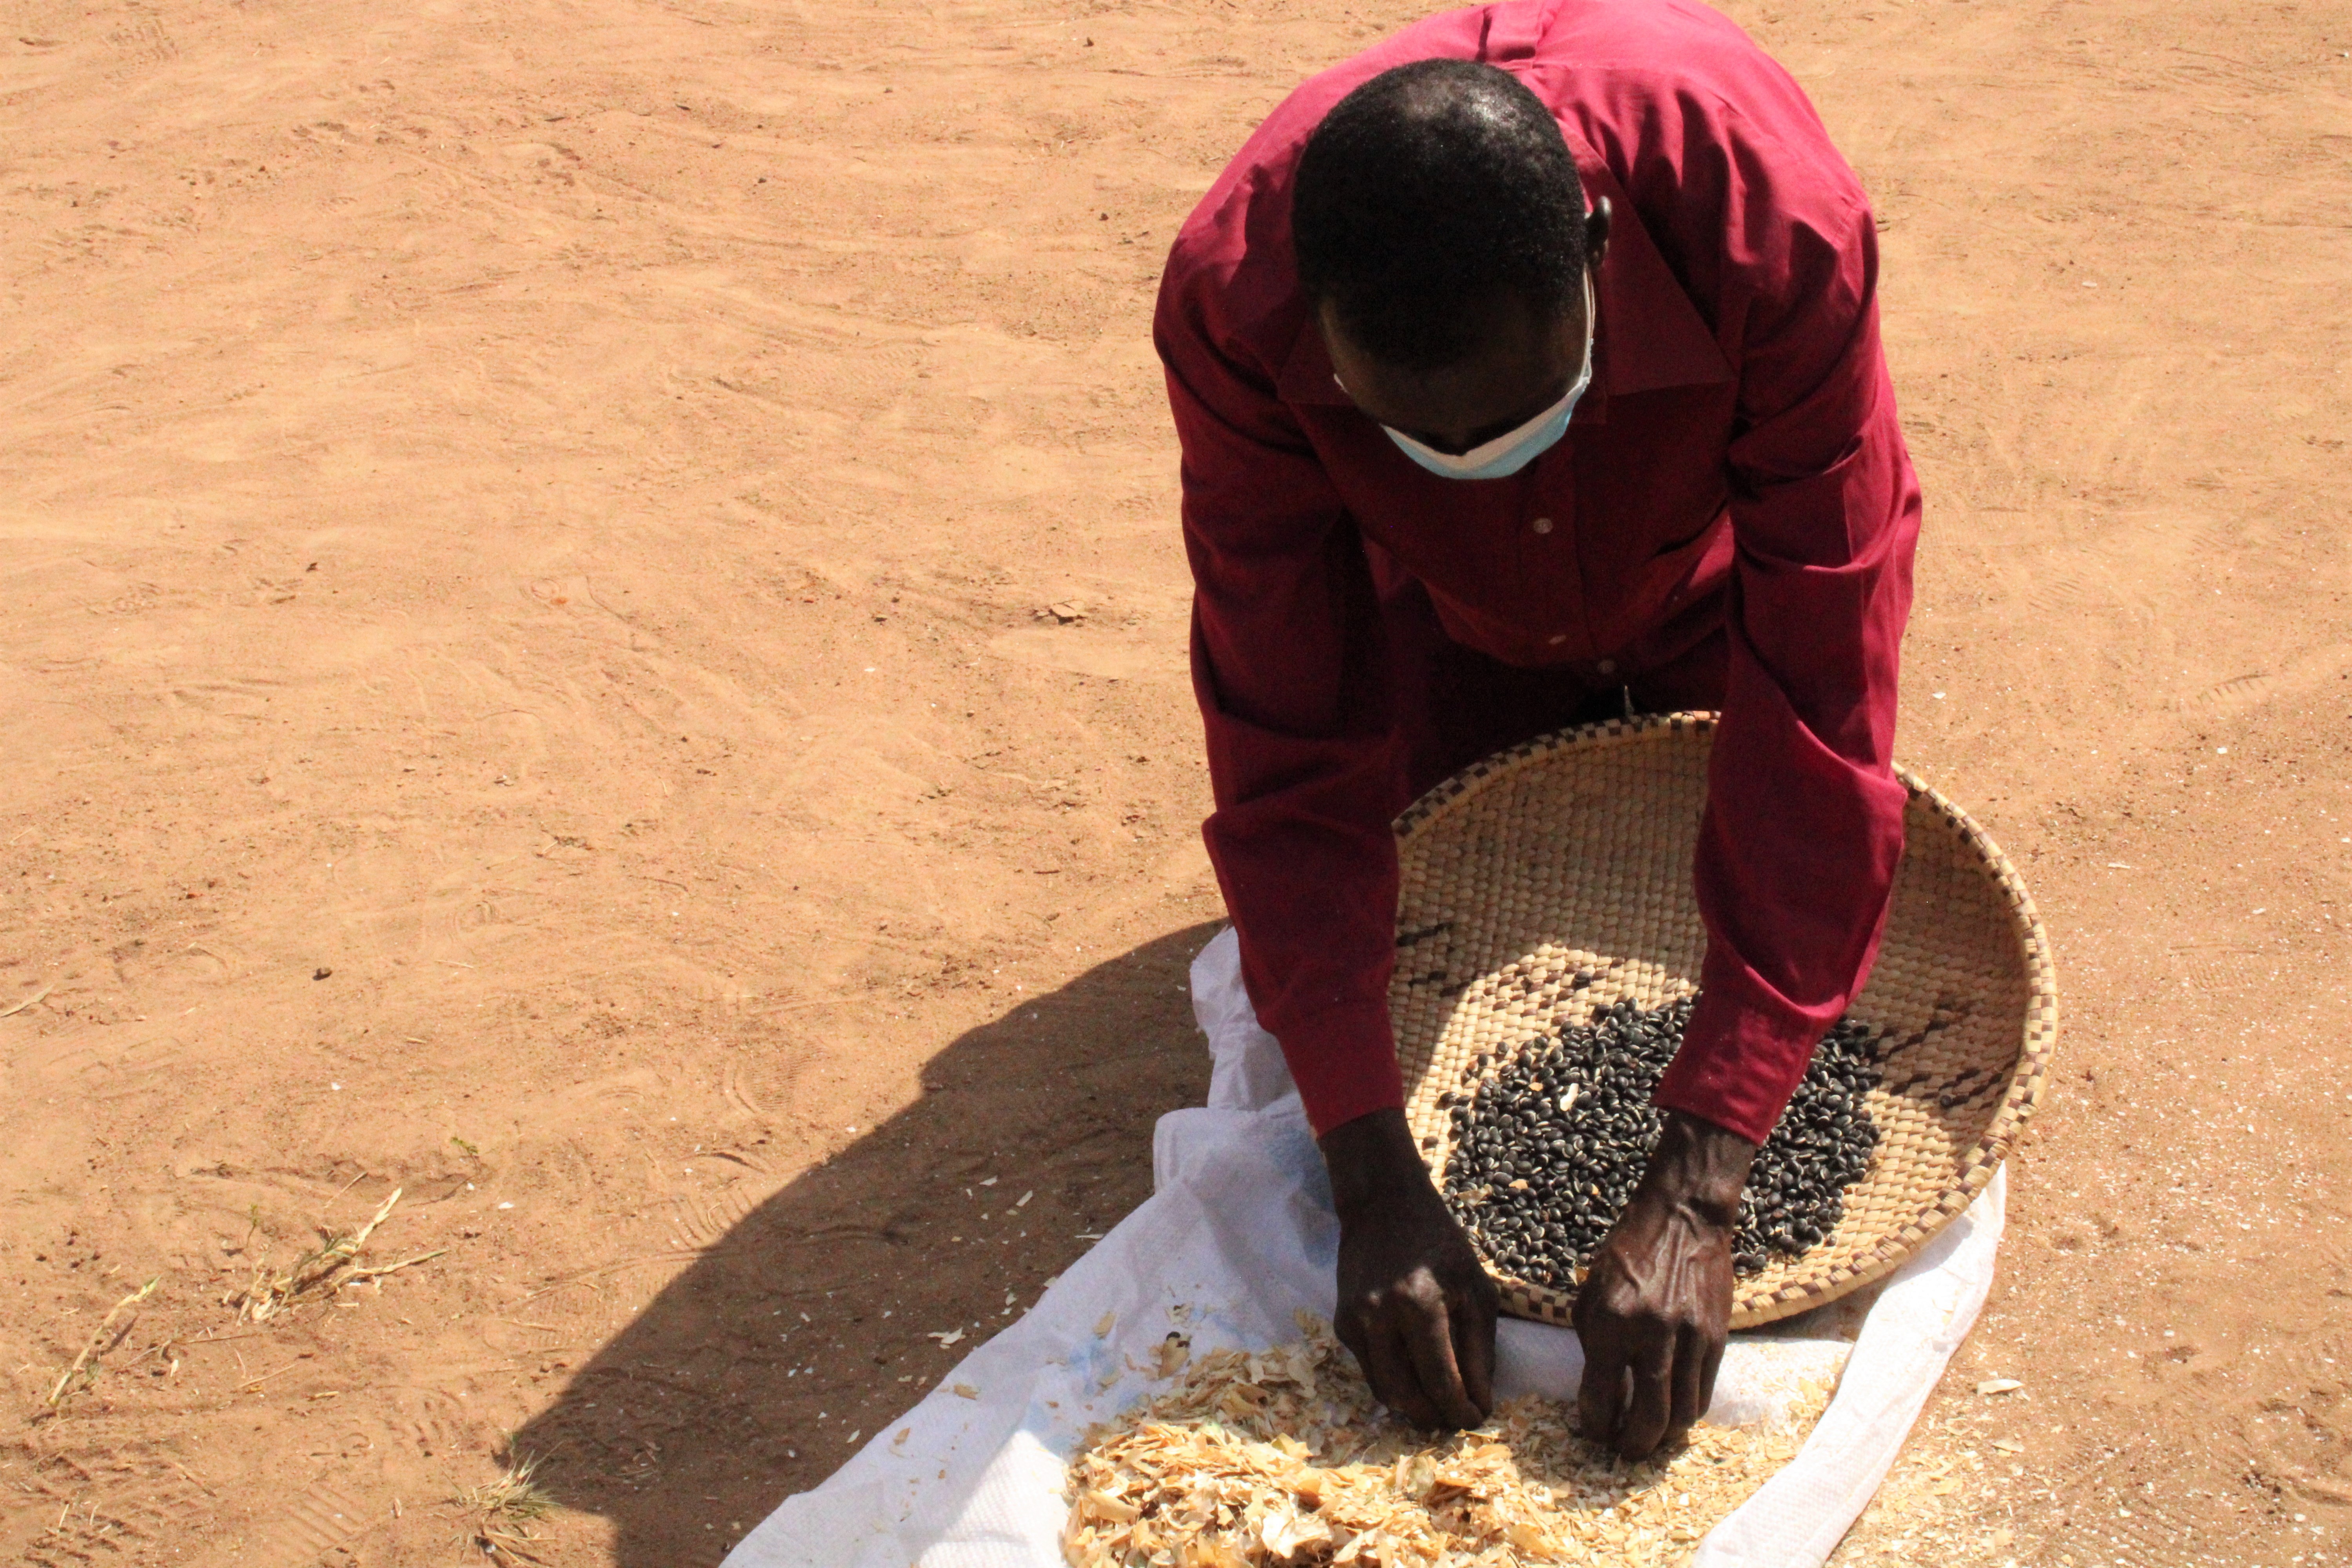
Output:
[[1392, 713, 2056, 1330]]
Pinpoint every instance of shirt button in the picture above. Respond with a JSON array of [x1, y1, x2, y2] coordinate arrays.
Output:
[[1597, 658, 1618, 675], [1529, 516, 1553, 535], [1547, 634, 1568, 646]]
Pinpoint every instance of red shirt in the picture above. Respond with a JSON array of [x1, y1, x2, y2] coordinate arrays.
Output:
[[1155, 0, 1921, 1147]]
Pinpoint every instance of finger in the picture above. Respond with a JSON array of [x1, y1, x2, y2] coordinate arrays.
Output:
[[1666, 1323, 1706, 1446], [1401, 1295, 1483, 1430], [1334, 1304, 1371, 1368], [1615, 1344, 1675, 1460], [1576, 1335, 1628, 1445], [1451, 1287, 1497, 1418], [1361, 1316, 1443, 1428], [1696, 1330, 1726, 1423]]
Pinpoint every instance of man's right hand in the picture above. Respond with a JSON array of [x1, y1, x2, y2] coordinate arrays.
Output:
[[1319, 1107, 1498, 1430]]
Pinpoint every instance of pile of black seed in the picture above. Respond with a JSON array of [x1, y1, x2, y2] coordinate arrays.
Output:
[[1439, 996, 1883, 1281]]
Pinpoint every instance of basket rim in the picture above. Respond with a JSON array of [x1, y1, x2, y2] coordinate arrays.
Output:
[[1391, 710, 2058, 1329]]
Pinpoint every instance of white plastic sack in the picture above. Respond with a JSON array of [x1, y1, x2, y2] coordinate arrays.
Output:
[[726, 929, 2003, 1568]]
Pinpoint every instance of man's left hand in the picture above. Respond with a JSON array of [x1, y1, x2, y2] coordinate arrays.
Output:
[[1573, 1110, 1757, 1459]]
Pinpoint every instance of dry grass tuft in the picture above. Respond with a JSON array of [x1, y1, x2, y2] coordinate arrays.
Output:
[[459, 1455, 556, 1560], [226, 1187, 445, 1323]]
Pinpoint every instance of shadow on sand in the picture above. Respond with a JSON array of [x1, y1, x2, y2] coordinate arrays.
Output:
[[511, 920, 1225, 1566]]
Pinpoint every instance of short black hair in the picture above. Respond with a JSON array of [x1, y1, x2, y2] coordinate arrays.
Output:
[[1292, 59, 1586, 373]]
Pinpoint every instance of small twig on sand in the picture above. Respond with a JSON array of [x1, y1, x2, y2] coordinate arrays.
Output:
[[1, 982, 56, 1019], [42, 1277, 161, 1413], [235, 1358, 311, 1392]]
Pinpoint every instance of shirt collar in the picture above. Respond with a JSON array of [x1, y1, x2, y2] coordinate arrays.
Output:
[[1277, 150, 1733, 412]]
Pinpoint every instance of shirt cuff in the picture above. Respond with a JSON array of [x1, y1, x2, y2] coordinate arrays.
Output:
[[1652, 981, 1824, 1147], [1272, 998, 1407, 1138]]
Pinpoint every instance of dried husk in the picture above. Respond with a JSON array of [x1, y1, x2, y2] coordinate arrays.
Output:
[[1063, 1314, 1826, 1568]]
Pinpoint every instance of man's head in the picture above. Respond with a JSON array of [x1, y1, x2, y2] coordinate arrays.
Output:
[[1293, 59, 1610, 459]]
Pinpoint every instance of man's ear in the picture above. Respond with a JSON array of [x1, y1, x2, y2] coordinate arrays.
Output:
[[1585, 194, 1612, 271]]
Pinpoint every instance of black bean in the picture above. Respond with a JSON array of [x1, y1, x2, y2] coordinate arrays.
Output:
[[1440, 996, 1882, 1281]]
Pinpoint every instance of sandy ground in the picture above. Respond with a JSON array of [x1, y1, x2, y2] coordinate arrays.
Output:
[[1, 0, 2348, 1561]]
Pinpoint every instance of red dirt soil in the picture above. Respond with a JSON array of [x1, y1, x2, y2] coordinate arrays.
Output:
[[2, 0, 2348, 1563]]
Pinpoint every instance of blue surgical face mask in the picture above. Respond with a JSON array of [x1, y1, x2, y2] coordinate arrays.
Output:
[[1376, 274, 1596, 482]]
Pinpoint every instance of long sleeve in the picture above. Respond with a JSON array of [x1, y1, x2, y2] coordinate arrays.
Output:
[[1156, 250, 1410, 1138], [1650, 140, 1922, 1146]]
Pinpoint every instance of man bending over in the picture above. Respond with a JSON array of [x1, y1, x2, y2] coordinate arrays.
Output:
[[1155, 0, 1918, 1459]]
